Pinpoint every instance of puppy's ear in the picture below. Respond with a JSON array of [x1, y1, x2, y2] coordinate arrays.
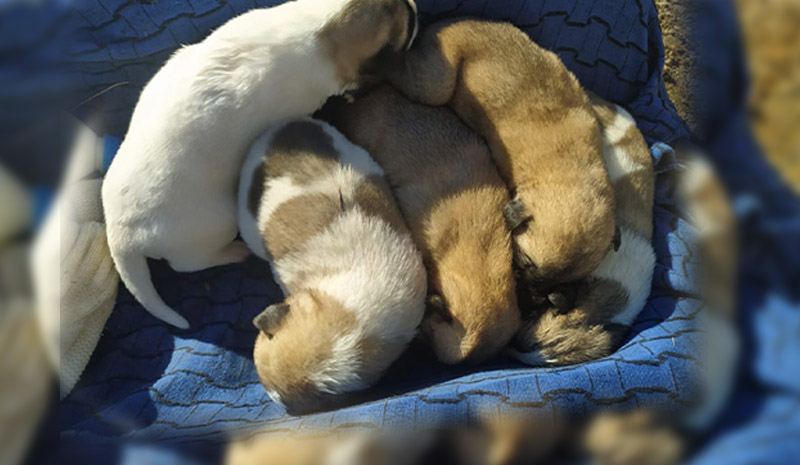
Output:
[[612, 226, 622, 252], [504, 198, 532, 233], [253, 303, 290, 338]]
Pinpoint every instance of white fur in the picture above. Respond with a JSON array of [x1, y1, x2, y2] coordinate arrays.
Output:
[[604, 145, 645, 184], [605, 107, 636, 144], [102, 0, 362, 329], [603, 111, 645, 183], [601, 104, 656, 325], [312, 330, 369, 394], [599, 228, 656, 325], [239, 119, 426, 400]]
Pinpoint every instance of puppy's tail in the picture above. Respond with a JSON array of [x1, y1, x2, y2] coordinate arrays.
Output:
[[111, 248, 190, 329]]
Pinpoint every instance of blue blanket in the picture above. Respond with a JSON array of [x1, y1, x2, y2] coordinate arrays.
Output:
[[46, 0, 798, 464]]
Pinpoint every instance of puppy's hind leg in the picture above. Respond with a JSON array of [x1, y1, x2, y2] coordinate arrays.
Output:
[[169, 241, 250, 272]]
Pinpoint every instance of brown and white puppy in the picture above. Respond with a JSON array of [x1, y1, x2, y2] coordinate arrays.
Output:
[[387, 18, 616, 293], [238, 118, 426, 412], [511, 96, 656, 366], [320, 85, 519, 364], [102, 0, 418, 329]]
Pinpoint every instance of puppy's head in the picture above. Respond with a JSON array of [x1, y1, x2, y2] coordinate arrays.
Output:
[[420, 192, 521, 365], [319, 0, 418, 92], [252, 290, 382, 413], [504, 184, 618, 291]]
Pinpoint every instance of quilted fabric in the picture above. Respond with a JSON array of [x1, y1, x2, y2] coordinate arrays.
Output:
[[56, 0, 706, 463]]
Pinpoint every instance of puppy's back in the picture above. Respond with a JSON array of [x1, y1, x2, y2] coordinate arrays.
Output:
[[323, 86, 520, 363], [324, 86, 495, 196], [239, 117, 422, 304]]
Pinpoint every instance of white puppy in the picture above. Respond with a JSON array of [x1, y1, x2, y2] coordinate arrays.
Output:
[[239, 118, 426, 413], [102, 0, 419, 328]]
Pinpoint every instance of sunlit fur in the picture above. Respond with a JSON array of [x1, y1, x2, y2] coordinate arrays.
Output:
[[388, 19, 616, 290], [321, 85, 519, 364], [239, 119, 425, 412], [102, 0, 418, 329], [511, 96, 655, 366]]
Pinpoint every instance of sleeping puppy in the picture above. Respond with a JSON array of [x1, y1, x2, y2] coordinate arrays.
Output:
[[387, 18, 616, 294], [320, 85, 519, 364], [102, 0, 419, 329], [510, 96, 656, 366], [238, 118, 426, 412]]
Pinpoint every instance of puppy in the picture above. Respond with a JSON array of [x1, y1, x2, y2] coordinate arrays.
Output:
[[102, 0, 419, 328], [321, 85, 519, 364], [238, 118, 426, 412], [510, 96, 656, 366], [388, 18, 616, 292]]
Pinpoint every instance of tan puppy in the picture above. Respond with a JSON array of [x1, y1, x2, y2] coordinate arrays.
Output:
[[239, 118, 426, 412], [388, 19, 616, 292], [511, 96, 655, 366], [320, 85, 519, 364]]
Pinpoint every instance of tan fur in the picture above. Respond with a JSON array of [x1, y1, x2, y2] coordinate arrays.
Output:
[[226, 434, 327, 465], [589, 93, 655, 239], [319, 0, 417, 88], [584, 410, 685, 465], [245, 119, 424, 413], [263, 121, 341, 185], [474, 414, 567, 465], [388, 19, 615, 287], [264, 193, 340, 261], [321, 85, 519, 364], [513, 96, 655, 366], [247, 122, 340, 215], [253, 290, 357, 409], [258, 122, 405, 261], [353, 175, 410, 234]]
